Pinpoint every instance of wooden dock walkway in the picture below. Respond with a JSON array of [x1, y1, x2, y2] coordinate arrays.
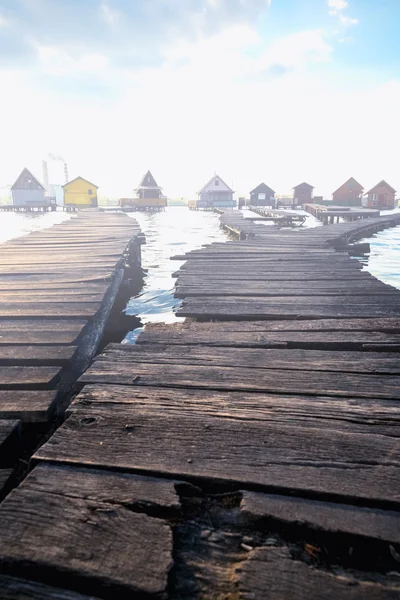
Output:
[[0, 212, 143, 500], [304, 203, 381, 224], [0, 211, 400, 598], [248, 207, 306, 226]]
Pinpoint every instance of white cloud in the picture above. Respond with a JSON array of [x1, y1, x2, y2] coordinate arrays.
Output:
[[328, 0, 348, 14], [339, 14, 358, 26], [36, 45, 109, 75], [0, 12, 9, 27], [100, 2, 120, 25], [0, 16, 398, 200], [328, 0, 358, 27]]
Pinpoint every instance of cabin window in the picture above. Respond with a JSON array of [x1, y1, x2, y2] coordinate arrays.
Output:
[[258, 193, 266, 200], [148, 176, 151, 183], [88, 189, 92, 195], [215, 180, 219, 186]]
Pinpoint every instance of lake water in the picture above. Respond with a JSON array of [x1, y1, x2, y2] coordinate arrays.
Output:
[[0, 207, 399, 344], [0, 211, 71, 244]]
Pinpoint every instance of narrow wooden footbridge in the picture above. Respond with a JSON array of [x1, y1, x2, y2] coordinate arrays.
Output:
[[0, 210, 400, 598], [0, 211, 143, 498]]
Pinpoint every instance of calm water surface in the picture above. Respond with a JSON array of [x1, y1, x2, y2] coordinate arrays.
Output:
[[0, 210, 71, 243], [123, 207, 227, 342]]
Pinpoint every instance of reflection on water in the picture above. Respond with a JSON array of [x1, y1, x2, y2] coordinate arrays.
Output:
[[0, 210, 72, 243], [123, 208, 227, 343]]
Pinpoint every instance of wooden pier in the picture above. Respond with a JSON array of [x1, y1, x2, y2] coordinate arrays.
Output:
[[304, 203, 381, 224], [0, 212, 143, 500], [0, 211, 400, 598], [248, 207, 306, 226]]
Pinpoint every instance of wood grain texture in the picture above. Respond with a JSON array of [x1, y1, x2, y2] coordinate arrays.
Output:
[[26, 463, 181, 511], [34, 409, 400, 504], [177, 298, 400, 319], [0, 485, 172, 597], [240, 491, 400, 543], [71, 384, 400, 436], [0, 390, 58, 422], [79, 359, 400, 399], [0, 575, 103, 600], [0, 346, 77, 366], [137, 327, 400, 350], [0, 366, 61, 389], [138, 319, 400, 333], [98, 343, 400, 375], [237, 547, 400, 599]]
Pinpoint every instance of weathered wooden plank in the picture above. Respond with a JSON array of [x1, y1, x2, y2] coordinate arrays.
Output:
[[27, 463, 181, 511], [176, 274, 374, 282], [0, 330, 84, 345], [237, 547, 400, 599], [0, 367, 61, 389], [179, 295, 400, 307], [99, 343, 400, 375], [0, 319, 88, 331], [79, 359, 400, 399], [0, 294, 105, 303], [178, 299, 400, 319], [0, 483, 172, 597], [34, 409, 400, 504], [240, 491, 400, 543], [71, 384, 400, 436], [175, 279, 390, 291], [137, 326, 400, 350], [0, 390, 58, 422], [0, 575, 103, 600], [0, 303, 101, 319], [139, 319, 400, 333], [175, 283, 397, 298], [0, 346, 77, 366]]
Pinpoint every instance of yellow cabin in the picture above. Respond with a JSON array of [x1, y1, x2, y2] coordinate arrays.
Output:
[[63, 177, 98, 208]]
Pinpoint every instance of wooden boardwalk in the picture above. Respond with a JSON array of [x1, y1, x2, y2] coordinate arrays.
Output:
[[0, 212, 143, 500], [304, 203, 381, 224], [0, 212, 400, 598]]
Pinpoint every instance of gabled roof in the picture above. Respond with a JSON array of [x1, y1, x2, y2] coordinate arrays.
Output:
[[136, 170, 162, 190], [198, 174, 234, 194], [11, 168, 45, 190], [366, 180, 396, 194], [332, 177, 363, 195], [293, 182, 314, 190], [250, 182, 275, 195], [63, 176, 98, 189]]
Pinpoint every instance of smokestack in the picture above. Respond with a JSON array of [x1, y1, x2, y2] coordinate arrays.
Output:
[[64, 163, 69, 184], [42, 160, 49, 193]]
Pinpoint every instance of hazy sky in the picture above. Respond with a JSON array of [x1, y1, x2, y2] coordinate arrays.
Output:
[[0, 0, 399, 199]]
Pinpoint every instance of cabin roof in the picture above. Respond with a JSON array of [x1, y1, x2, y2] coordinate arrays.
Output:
[[293, 182, 314, 190], [11, 168, 45, 190], [366, 180, 397, 194], [250, 182, 276, 194], [136, 170, 162, 190], [332, 177, 364, 195], [198, 174, 234, 193], [63, 176, 99, 189]]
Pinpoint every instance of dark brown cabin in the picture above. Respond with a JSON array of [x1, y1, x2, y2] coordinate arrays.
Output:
[[332, 178, 364, 206], [365, 180, 396, 209], [293, 182, 314, 205]]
